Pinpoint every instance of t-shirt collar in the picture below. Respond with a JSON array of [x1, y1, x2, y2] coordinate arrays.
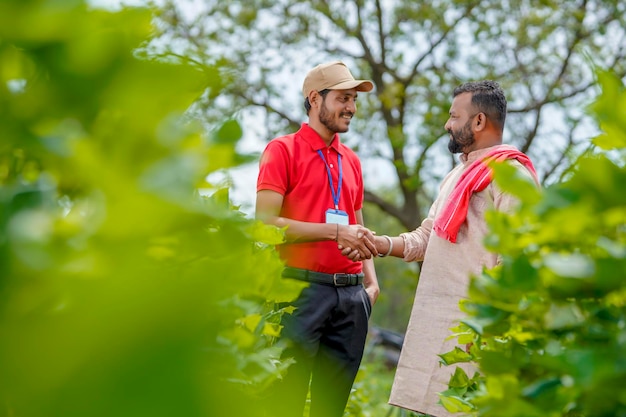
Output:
[[299, 123, 342, 153]]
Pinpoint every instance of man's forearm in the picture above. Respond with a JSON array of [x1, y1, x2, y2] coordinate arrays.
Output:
[[374, 235, 405, 258]]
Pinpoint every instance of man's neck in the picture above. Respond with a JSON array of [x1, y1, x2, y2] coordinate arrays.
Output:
[[308, 121, 336, 146], [463, 135, 503, 156]]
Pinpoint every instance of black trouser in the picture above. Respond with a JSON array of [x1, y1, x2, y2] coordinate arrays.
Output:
[[267, 282, 372, 417]]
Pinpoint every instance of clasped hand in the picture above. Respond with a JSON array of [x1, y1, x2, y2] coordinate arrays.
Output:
[[336, 225, 377, 260]]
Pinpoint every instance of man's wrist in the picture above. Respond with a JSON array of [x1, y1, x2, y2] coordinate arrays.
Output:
[[364, 284, 380, 304], [331, 223, 343, 242], [377, 235, 393, 257]]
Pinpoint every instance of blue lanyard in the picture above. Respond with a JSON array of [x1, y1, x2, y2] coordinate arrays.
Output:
[[317, 149, 342, 210]]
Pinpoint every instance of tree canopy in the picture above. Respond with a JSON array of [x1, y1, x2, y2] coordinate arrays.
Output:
[[148, 0, 626, 229]]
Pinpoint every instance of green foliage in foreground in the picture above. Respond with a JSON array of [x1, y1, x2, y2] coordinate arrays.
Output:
[[0, 1, 303, 416], [440, 72, 626, 417]]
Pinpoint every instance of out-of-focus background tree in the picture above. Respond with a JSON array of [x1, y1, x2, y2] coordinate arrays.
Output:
[[149, 0, 625, 217]]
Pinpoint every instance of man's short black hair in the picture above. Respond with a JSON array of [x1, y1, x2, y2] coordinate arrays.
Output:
[[453, 80, 507, 130]]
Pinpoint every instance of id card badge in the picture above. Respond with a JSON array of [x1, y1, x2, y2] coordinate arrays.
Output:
[[325, 209, 349, 225]]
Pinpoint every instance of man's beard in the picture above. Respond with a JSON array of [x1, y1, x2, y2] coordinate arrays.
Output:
[[319, 100, 352, 134], [447, 120, 475, 153]]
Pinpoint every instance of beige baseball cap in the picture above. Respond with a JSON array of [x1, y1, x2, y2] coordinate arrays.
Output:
[[302, 61, 374, 98]]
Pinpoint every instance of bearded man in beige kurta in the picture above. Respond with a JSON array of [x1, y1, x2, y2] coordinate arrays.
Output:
[[344, 80, 539, 417]]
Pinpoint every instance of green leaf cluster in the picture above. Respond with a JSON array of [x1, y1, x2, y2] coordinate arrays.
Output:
[[439, 71, 626, 417], [0, 1, 302, 416]]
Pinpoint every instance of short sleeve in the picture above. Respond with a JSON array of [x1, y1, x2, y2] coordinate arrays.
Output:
[[257, 140, 290, 195]]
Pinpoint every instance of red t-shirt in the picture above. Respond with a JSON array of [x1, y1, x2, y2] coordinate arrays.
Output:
[[257, 123, 364, 274]]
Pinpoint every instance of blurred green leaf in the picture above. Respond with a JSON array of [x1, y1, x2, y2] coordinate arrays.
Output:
[[544, 253, 595, 278], [212, 119, 243, 144], [0, 2, 296, 417], [438, 347, 472, 366]]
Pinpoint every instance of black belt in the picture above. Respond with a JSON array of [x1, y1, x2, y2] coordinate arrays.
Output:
[[282, 267, 364, 287]]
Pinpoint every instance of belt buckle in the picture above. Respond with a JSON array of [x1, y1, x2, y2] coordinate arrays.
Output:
[[333, 273, 349, 286]]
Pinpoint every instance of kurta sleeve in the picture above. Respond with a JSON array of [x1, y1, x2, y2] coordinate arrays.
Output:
[[400, 218, 432, 262], [399, 199, 439, 262]]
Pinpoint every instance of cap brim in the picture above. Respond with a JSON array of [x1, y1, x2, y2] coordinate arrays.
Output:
[[328, 80, 374, 92]]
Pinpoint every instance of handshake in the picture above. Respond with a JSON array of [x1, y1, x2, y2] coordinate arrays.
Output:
[[336, 224, 383, 261]]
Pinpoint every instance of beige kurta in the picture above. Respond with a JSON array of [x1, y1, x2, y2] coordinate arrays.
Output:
[[389, 145, 537, 417]]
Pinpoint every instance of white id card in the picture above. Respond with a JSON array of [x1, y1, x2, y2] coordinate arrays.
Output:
[[325, 209, 349, 225]]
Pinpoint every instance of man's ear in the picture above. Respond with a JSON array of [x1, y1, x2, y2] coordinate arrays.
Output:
[[474, 112, 487, 132], [308, 90, 319, 107]]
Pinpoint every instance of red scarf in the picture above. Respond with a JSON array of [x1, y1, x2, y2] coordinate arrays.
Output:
[[433, 146, 537, 243]]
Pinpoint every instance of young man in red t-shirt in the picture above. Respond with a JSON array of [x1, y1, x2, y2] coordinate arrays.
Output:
[[256, 61, 380, 417]]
